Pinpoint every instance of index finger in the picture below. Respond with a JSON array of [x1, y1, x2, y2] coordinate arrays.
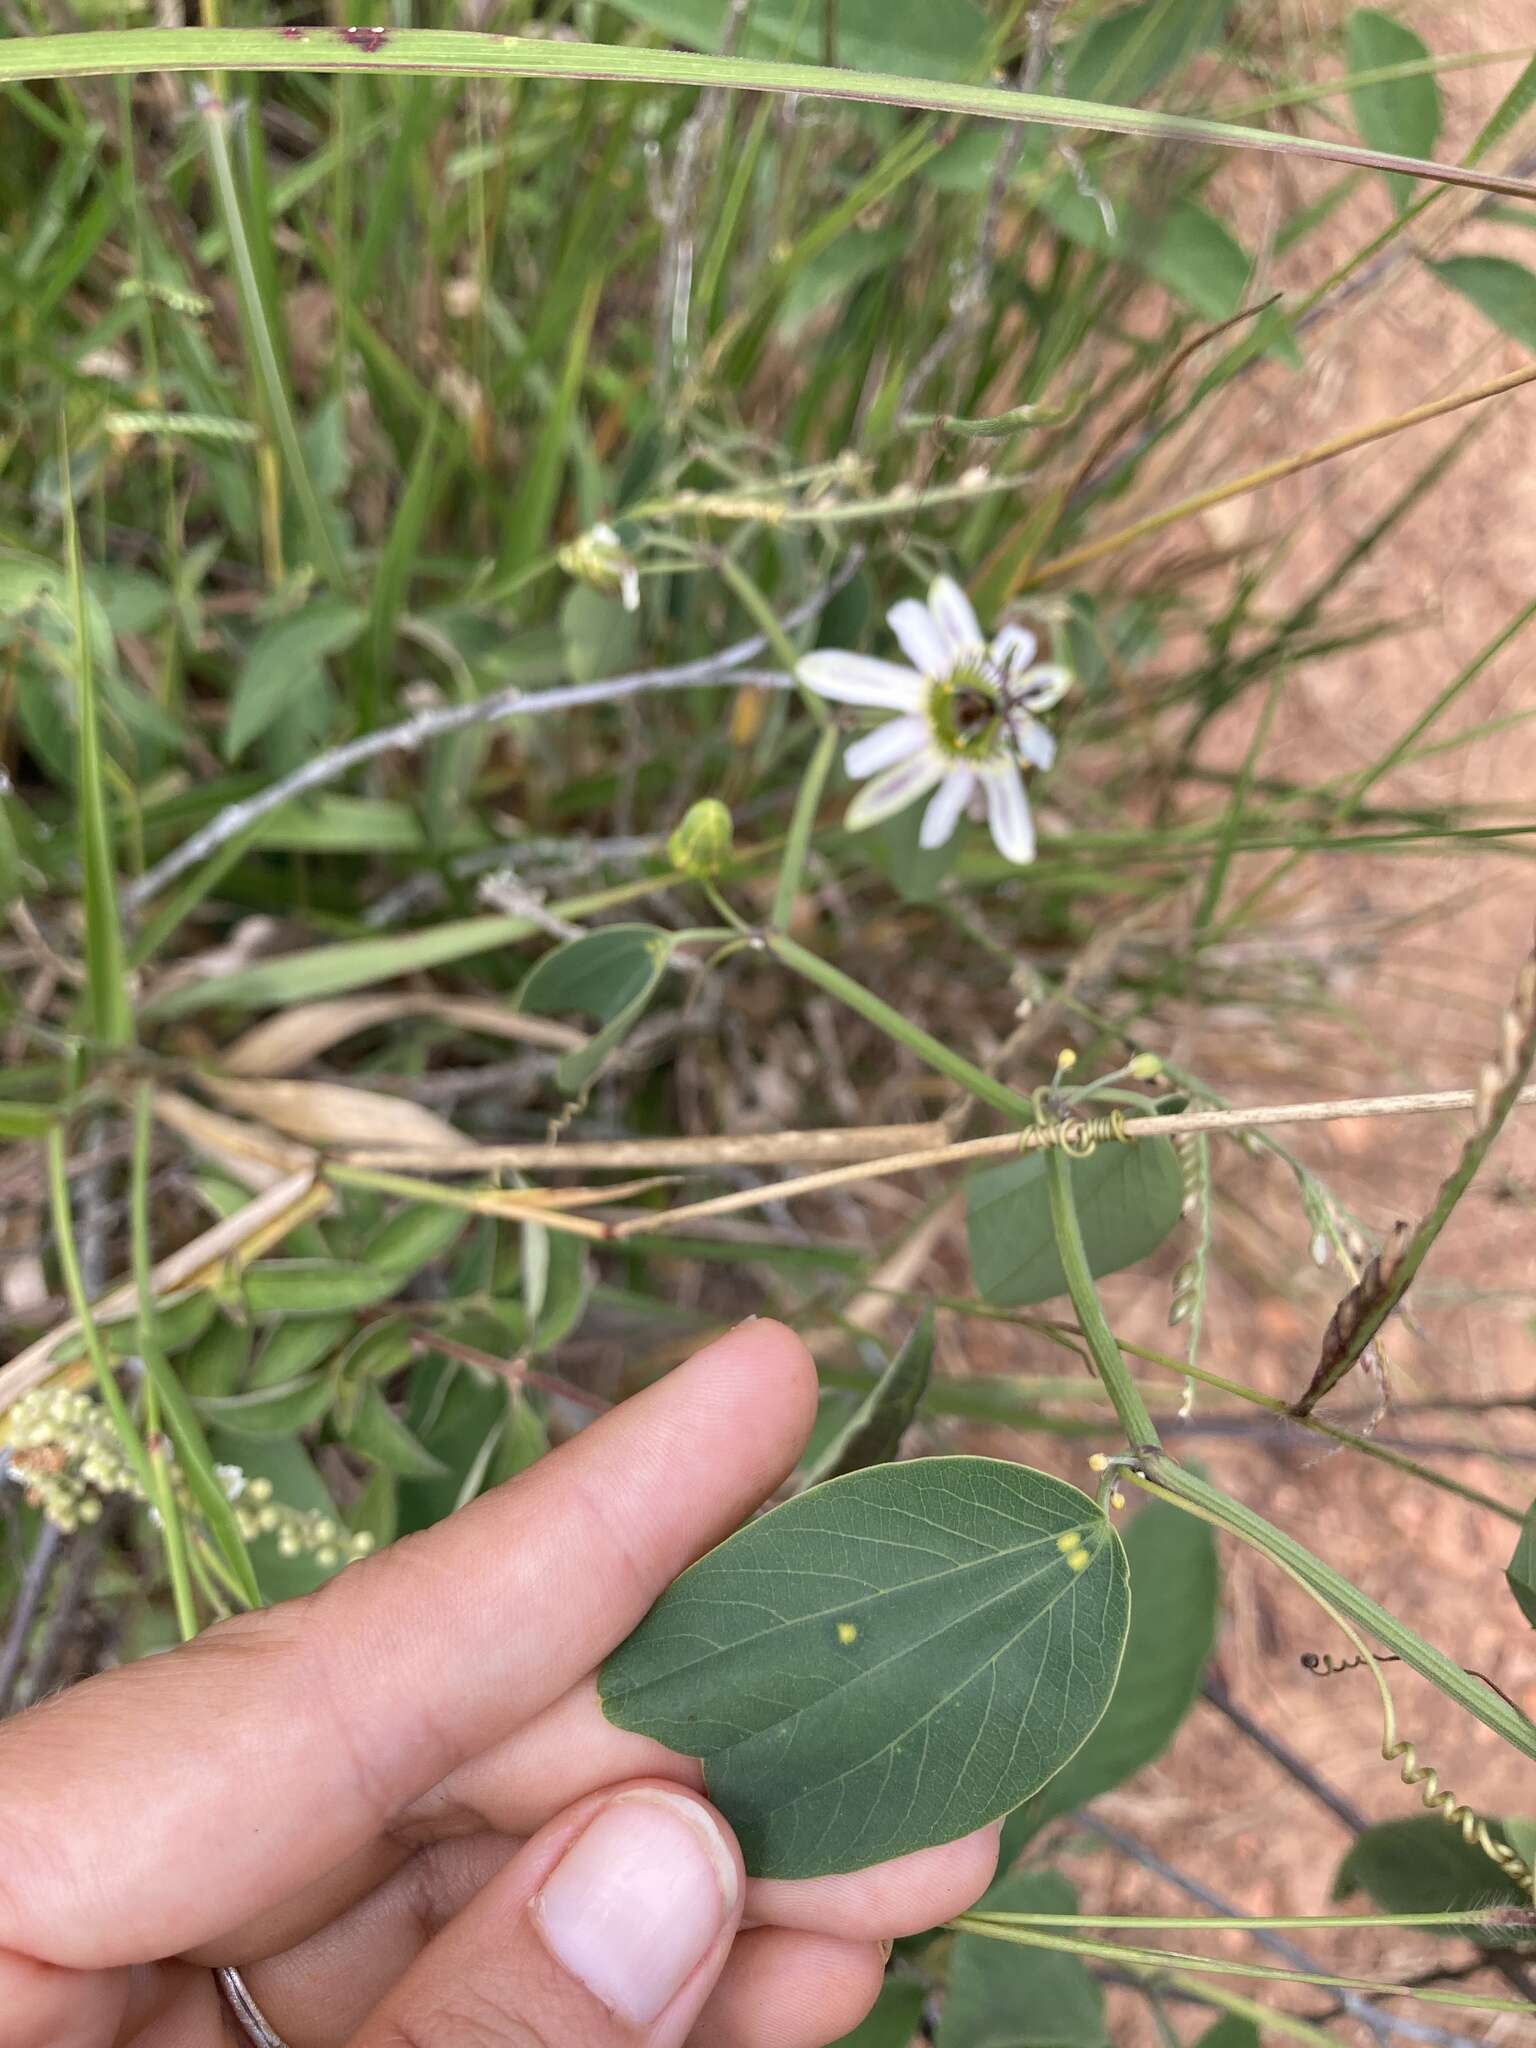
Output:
[[0, 1319, 815, 1968]]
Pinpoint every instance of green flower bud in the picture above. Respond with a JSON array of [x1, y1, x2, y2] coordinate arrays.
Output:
[[1128, 1052, 1163, 1080], [667, 798, 734, 879]]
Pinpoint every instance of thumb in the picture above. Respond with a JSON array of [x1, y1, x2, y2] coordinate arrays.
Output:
[[349, 1781, 744, 2047]]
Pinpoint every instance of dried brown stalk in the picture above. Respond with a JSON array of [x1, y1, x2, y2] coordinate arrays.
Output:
[[1292, 941, 1536, 1417]]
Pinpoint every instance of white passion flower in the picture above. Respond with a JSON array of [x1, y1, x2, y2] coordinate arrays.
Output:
[[799, 576, 1071, 865]]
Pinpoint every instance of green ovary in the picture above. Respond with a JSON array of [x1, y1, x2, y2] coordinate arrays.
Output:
[[926, 665, 1004, 762]]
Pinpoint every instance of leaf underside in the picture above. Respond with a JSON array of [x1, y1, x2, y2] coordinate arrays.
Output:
[[601, 1456, 1131, 1879]]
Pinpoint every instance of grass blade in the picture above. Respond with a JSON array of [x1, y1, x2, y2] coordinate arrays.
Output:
[[2, 31, 1534, 201]]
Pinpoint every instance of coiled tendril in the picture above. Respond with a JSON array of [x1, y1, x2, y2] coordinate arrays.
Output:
[[1302, 1650, 1535, 1899]]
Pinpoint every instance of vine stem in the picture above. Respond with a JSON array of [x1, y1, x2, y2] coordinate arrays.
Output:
[[1043, 1147, 1159, 1450], [1129, 1457, 1536, 1768]]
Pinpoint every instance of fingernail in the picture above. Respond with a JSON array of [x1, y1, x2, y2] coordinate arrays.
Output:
[[535, 1790, 738, 2024]]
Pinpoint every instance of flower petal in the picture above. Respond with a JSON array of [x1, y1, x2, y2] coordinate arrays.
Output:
[[798, 651, 923, 710], [981, 756, 1037, 864], [1018, 663, 1073, 711], [887, 598, 952, 677], [927, 576, 984, 658], [1013, 715, 1057, 772], [844, 748, 945, 832], [844, 714, 928, 781], [991, 622, 1038, 675], [919, 767, 975, 849]]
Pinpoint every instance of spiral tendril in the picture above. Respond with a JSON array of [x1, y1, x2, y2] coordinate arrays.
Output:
[[1021, 1100, 1130, 1158], [1301, 1652, 1535, 1898], [1386, 1737, 1535, 1898]]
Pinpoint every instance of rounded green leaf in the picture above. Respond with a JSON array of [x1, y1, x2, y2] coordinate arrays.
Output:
[[600, 1456, 1130, 1879], [967, 1137, 1185, 1307], [1334, 1817, 1534, 1943], [519, 922, 669, 1023]]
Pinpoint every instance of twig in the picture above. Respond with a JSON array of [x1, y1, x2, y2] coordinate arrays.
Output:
[[1294, 941, 1536, 1415], [124, 566, 858, 909], [0, 1520, 63, 1716], [602, 1083, 1536, 1239], [1027, 361, 1536, 587], [333, 1121, 948, 1171], [18, 1510, 111, 1709]]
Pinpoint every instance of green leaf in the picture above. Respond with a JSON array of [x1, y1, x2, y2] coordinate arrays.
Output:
[[366, 1202, 468, 1275], [397, 1354, 516, 1533], [601, 1456, 1131, 1879], [241, 1259, 406, 1314], [197, 1372, 336, 1439], [347, 1465, 399, 1551], [1347, 9, 1440, 211], [224, 599, 366, 764], [1334, 1817, 1534, 1943], [604, 0, 988, 80], [967, 1138, 1185, 1307], [530, 1230, 591, 1352], [1431, 255, 1536, 353], [1506, 1495, 1536, 1626], [520, 923, 674, 1094], [940, 1874, 1107, 2048], [342, 1380, 449, 1478], [1141, 203, 1251, 322], [181, 1315, 252, 1399], [1193, 2020, 1261, 2048], [779, 229, 904, 337], [248, 1312, 355, 1388], [520, 922, 669, 1021], [830, 1980, 925, 2048], [803, 1312, 934, 1485], [561, 583, 640, 685], [1063, 0, 1235, 106], [1000, 1499, 1217, 1856]]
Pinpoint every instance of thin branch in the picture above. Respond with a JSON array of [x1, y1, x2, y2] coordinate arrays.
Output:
[[602, 1084, 1536, 1239], [0, 1520, 64, 1716], [332, 1121, 949, 1172], [125, 567, 857, 909], [1294, 942, 1536, 1414], [1027, 360, 1536, 587]]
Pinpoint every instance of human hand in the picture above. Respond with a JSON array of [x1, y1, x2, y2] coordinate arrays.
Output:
[[0, 1320, 1000, 2046]]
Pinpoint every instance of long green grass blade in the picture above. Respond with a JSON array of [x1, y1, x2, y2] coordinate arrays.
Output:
[[5, 31, 1536, 200]]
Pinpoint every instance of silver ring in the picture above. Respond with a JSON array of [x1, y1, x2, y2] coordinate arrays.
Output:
[[215, 1965, 291, 2048]]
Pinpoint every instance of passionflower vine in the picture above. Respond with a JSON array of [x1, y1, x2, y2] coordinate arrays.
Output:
[[799, 576, 1071, 865]]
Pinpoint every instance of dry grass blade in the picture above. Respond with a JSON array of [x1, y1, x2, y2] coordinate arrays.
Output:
[[1028, 362, 1536, 587], [333, 1123, 947, 1172], [199, 1074, 466, 1150], [219, 994, 581, 1075], [1292, 938, 1536, 1417], [0, 1169, 327, 1422], [152, 1088, 319, 1189]]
